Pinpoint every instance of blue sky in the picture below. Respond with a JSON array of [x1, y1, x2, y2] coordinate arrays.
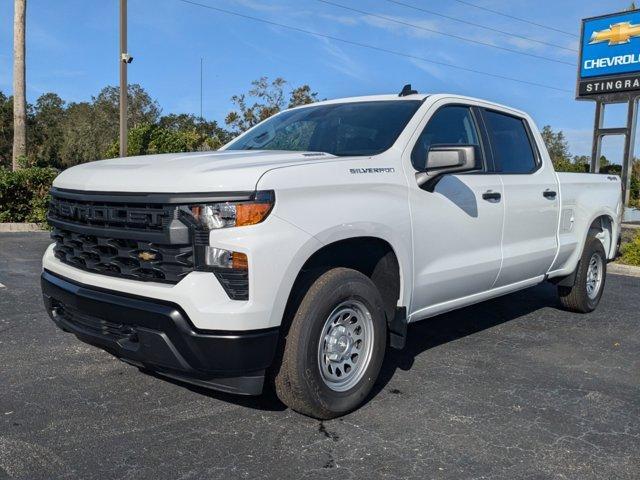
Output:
[[0, 0, 636, 160]]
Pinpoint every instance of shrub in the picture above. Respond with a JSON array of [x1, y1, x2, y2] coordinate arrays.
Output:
[[0, 166, 58, 224], [619, 232, 640, 267]]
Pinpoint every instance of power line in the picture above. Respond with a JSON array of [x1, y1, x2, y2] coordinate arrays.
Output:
[[451, 0, 578, 38], [383, 0, 577, 52], [317, 0, 574, 66], [176, 0, 571, 93]]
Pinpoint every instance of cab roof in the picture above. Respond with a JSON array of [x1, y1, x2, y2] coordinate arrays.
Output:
[[297, 93, 528, 119]]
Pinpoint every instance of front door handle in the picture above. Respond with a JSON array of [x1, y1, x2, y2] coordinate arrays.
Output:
[[482, 191, 501, 201], [543, 190, 557, 199]]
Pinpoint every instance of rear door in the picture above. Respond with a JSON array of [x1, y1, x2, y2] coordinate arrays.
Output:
[[481, 109, 559, 287]]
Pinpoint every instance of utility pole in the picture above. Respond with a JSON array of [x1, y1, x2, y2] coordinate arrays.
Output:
[[119, 0, 128, 157], [200, 57, 204, 121], [12, 0, 27, 171]]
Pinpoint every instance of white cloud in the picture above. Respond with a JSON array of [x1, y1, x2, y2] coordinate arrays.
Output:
[[409, 59, 448, 83], [317, 13, 359, 26], [360, 15, 440, 39], [408, 49, 465, 90], [28, 22, 66, 52], [319, 38, 366, 80], [230, 0, 284, 13]]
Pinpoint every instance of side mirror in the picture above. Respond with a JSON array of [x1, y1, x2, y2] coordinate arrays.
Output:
[[416, 145, 477, 189]]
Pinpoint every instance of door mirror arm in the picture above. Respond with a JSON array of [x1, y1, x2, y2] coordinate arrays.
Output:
[[416, 145, 477, 192]]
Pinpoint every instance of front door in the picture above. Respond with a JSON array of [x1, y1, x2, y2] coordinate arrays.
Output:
[[406, 104, 504, 318]]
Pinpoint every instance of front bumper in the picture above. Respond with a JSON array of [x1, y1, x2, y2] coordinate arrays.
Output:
[[42, 270, 279, 395]]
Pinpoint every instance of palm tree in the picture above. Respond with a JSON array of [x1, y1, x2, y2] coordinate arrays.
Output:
[[12, 0, 26, 171]]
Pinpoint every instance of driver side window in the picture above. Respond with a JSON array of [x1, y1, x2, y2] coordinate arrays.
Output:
[[411, 106, 482, 170]]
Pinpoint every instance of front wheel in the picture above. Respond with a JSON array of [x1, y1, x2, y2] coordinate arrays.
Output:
[[274, 268, 387, 419], [558, 236, 607, 313]]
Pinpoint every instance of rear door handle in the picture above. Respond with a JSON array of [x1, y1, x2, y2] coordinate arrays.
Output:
[[482, 191, 501, 201], [543, 190, 557, 199]]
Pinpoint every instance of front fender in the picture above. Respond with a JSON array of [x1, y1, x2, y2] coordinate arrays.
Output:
[[258, 158, 414, 309]]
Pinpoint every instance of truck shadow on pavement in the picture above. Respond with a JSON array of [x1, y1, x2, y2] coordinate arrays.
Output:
[[151, 282, 562, 414], [370, 282, 561, 400]]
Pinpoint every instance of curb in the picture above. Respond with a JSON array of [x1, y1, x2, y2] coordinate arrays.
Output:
[[610, 263, 640, 278], [0, 223, 45, 233]]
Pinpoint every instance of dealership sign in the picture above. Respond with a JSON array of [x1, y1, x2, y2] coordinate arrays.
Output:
[[578, 10, 640, 97]]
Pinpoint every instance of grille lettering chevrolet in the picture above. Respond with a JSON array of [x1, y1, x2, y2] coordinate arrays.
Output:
[[56, 203, 164, 226]]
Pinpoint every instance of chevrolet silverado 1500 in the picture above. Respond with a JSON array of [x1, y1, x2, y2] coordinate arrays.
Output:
[[42, 89, 622, 419]]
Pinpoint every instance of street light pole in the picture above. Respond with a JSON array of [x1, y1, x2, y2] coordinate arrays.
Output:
[[119, 0, 128, 157]]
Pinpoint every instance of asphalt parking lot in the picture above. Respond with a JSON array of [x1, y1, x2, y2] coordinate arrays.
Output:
[[1, 232, 639, 480]]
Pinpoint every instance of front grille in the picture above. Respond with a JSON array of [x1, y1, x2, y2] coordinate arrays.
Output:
[[48, 189, 250, 298], [49, 195, 170, 232], [52, 227, 194, 283]]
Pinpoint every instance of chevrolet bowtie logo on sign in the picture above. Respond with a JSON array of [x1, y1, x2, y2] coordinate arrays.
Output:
[[578, 10, 640, 98], [590, 22, 640, 46]]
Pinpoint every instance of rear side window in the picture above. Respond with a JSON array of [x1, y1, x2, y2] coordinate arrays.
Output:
[[483, 110, 538, 174], [411, 106, 481, 170]]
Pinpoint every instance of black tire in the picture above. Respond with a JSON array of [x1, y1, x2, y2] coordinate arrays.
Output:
[[558, 236, 607, 313], [274, 268, 387, 419]]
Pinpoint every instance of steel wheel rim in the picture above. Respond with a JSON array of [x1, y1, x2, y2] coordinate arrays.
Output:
[[586, 252, 604, 300], [317, 299, 375, 392]]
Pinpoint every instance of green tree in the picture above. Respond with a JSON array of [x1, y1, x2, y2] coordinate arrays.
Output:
[[288, 85, 318, 108], [159, 113, 232, 146], [92, 84, 161, 157], [225, 77, 318, 133], [572, 155, 590, 172], [105, 121, 229, 158], [54, 84, 162, 165], [0, 92, 13, 168], [541, 125, 571, 168], [58, 101, 102, 166], [630, 160, 640, 207], [93, 84, 161, 132], [30, 92, 65, 168]]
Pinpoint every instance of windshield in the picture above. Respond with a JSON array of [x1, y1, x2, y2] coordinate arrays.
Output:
[[225, 100, 422, 156]]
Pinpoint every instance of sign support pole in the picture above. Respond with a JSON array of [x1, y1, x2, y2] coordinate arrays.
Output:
[[119, 0, 128, 158], [590, 101, 604, 174], [588, 97, 637, 204], [622, 97, 638, 206]]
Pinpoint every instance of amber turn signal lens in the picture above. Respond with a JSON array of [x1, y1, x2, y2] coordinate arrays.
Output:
[[232, 252, 249, 270], [236, 203, 272, 227]]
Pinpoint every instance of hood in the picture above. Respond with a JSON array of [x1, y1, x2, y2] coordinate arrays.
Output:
[[53, 150, 338, 193]]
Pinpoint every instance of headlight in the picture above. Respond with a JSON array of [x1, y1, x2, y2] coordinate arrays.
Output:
[[181, 190, 274, 230]]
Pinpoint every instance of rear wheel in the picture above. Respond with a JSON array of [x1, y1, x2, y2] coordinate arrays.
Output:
[[274, 268, 387, 419], [558, 236, 607, 313]]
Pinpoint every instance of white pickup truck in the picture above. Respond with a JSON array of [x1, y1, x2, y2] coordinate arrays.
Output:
[[42, 88, 622, 419]]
